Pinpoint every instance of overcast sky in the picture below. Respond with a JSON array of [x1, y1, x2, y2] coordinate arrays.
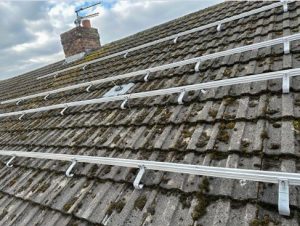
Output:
[[0, 0, 222, 80]]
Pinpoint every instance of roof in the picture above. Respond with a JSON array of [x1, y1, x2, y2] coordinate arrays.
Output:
[[0, 1, 299, 225]]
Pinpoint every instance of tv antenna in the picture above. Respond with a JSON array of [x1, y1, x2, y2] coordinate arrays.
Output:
[[74, 2, 101, 27]]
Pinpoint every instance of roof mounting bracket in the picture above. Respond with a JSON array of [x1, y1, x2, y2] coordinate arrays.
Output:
[[144, 71, 150, 82], [195, 61, 201, 72], [124, 52, 129, 58], [121, 98, 128, 109], [54, 73, 58, 79], [16, 99, 22, 106], [217, 23, 222, 32], [239, 179, 247, 187], [282, 73, 290, 93], [284, 39, 290, 54], [133, 165, 145, 189], [6, 155, 16, 168], [178, 89, 186, 105], [86, 84, 93, 92], [281, 0, 288, 12], [173, 37, 179, 44], [44, 94, 50, 101], [66, 159, 77, 177], [18, 113, 25, 121], [200, 89, 207, 94], [278, 179, 290, 216], [82, 64, 88, 70], [60, 105, 68, 116]]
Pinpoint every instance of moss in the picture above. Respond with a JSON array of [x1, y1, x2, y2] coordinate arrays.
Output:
[[272, 122, 281, 128], [249, 215, 279, 226], [107, 199, 126, 215], [223, 68, 232, 77], [182, 129, 193, 138], [191, 177, 210, 221], [196, 132, 210, 148], [293, 119, 300, 132], [260, 130, 269, 140], [134, 195, 147, 211], [191, 192, 208, 221], [294, 98, 300, 106], [223, 97, 235, 106], [63, 197, 78, 212], [241, 139, 250, 152], [208, 108, 218, 118], [219, 122, 235, 130], [179, 193, 192, 209], [112, 134, 121, 144], [37, 182, 51, 193], [265, 109, 279, 115], [241, 139, 250, 148], [160, 108, 172, 121], [270, 143, 280, 150], [217, 130, 230, 144], [147, 205, 156, 215], [199, 177, 210, 193]]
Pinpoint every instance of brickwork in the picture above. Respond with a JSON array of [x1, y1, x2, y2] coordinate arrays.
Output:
[[60, 26, 101, 57]]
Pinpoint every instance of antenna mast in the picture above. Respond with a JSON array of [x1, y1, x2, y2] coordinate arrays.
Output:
[[74, 2, 101, 27]]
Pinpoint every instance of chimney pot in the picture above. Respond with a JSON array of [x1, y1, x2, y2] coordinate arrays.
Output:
[[82, 19, 91, 28]]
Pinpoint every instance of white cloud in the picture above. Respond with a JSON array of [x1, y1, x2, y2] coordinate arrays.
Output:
[[0, 0, 222, 80]]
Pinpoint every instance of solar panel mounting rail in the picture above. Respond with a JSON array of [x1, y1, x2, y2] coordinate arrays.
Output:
[[2, 32, 298, 105], [36, 1, 290, 80], [0, 67, 297, 119], [1, 150, 297, 216]]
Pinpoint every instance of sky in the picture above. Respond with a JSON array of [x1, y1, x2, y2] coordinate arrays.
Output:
[[0, 0, 223, 80]]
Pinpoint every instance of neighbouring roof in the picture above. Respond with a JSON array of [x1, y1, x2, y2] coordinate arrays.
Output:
[[0, 1, 299, 226]]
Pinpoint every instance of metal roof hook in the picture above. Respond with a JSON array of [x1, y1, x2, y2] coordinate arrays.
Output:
[[282, 73, 290, 94], [18, 113, 25, 121], [217, 23, 222, 32], [178, 89, 186, 105], [86, 84, 93, 92], [278, 179, 290, 216], [16, 99, 22, 106], [6, 155, 16, 168], [60, 105, 68, 116], [239, 179, 247, 187], [173, 37, 179, 44], [66, 159, 77, 177], [124, 52, 129, 58], [281, 0, 288, 12], [82, 64, 88, 70], [283, 39, 290, 54], [200, 89, 207, 94], [54, 73, 58, 79], [44, 93, 50, 101], [195, 60, 201, 72], [144, 71, 150, 82], [133, 165, 145, 189], [121, 98, 128, 109]]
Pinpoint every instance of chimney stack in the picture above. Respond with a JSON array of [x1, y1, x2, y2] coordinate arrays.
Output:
[[60, 19, 101, 60]]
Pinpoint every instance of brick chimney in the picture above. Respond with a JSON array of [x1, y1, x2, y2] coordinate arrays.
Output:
[[60, 19, 101, 59]]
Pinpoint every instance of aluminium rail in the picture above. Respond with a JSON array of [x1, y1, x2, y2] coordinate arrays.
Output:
[[0, 68, 297, 119], [2, 33, 298, 105], [36, 1, 289, 80], [1, 149, 298, 215]]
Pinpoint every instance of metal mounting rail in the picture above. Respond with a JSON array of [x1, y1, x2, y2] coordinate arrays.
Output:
[[0, 68, 299, 119], [36, 1, 288, 80], [3, 33, 299, 105], [0, 150, 298, 215]]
